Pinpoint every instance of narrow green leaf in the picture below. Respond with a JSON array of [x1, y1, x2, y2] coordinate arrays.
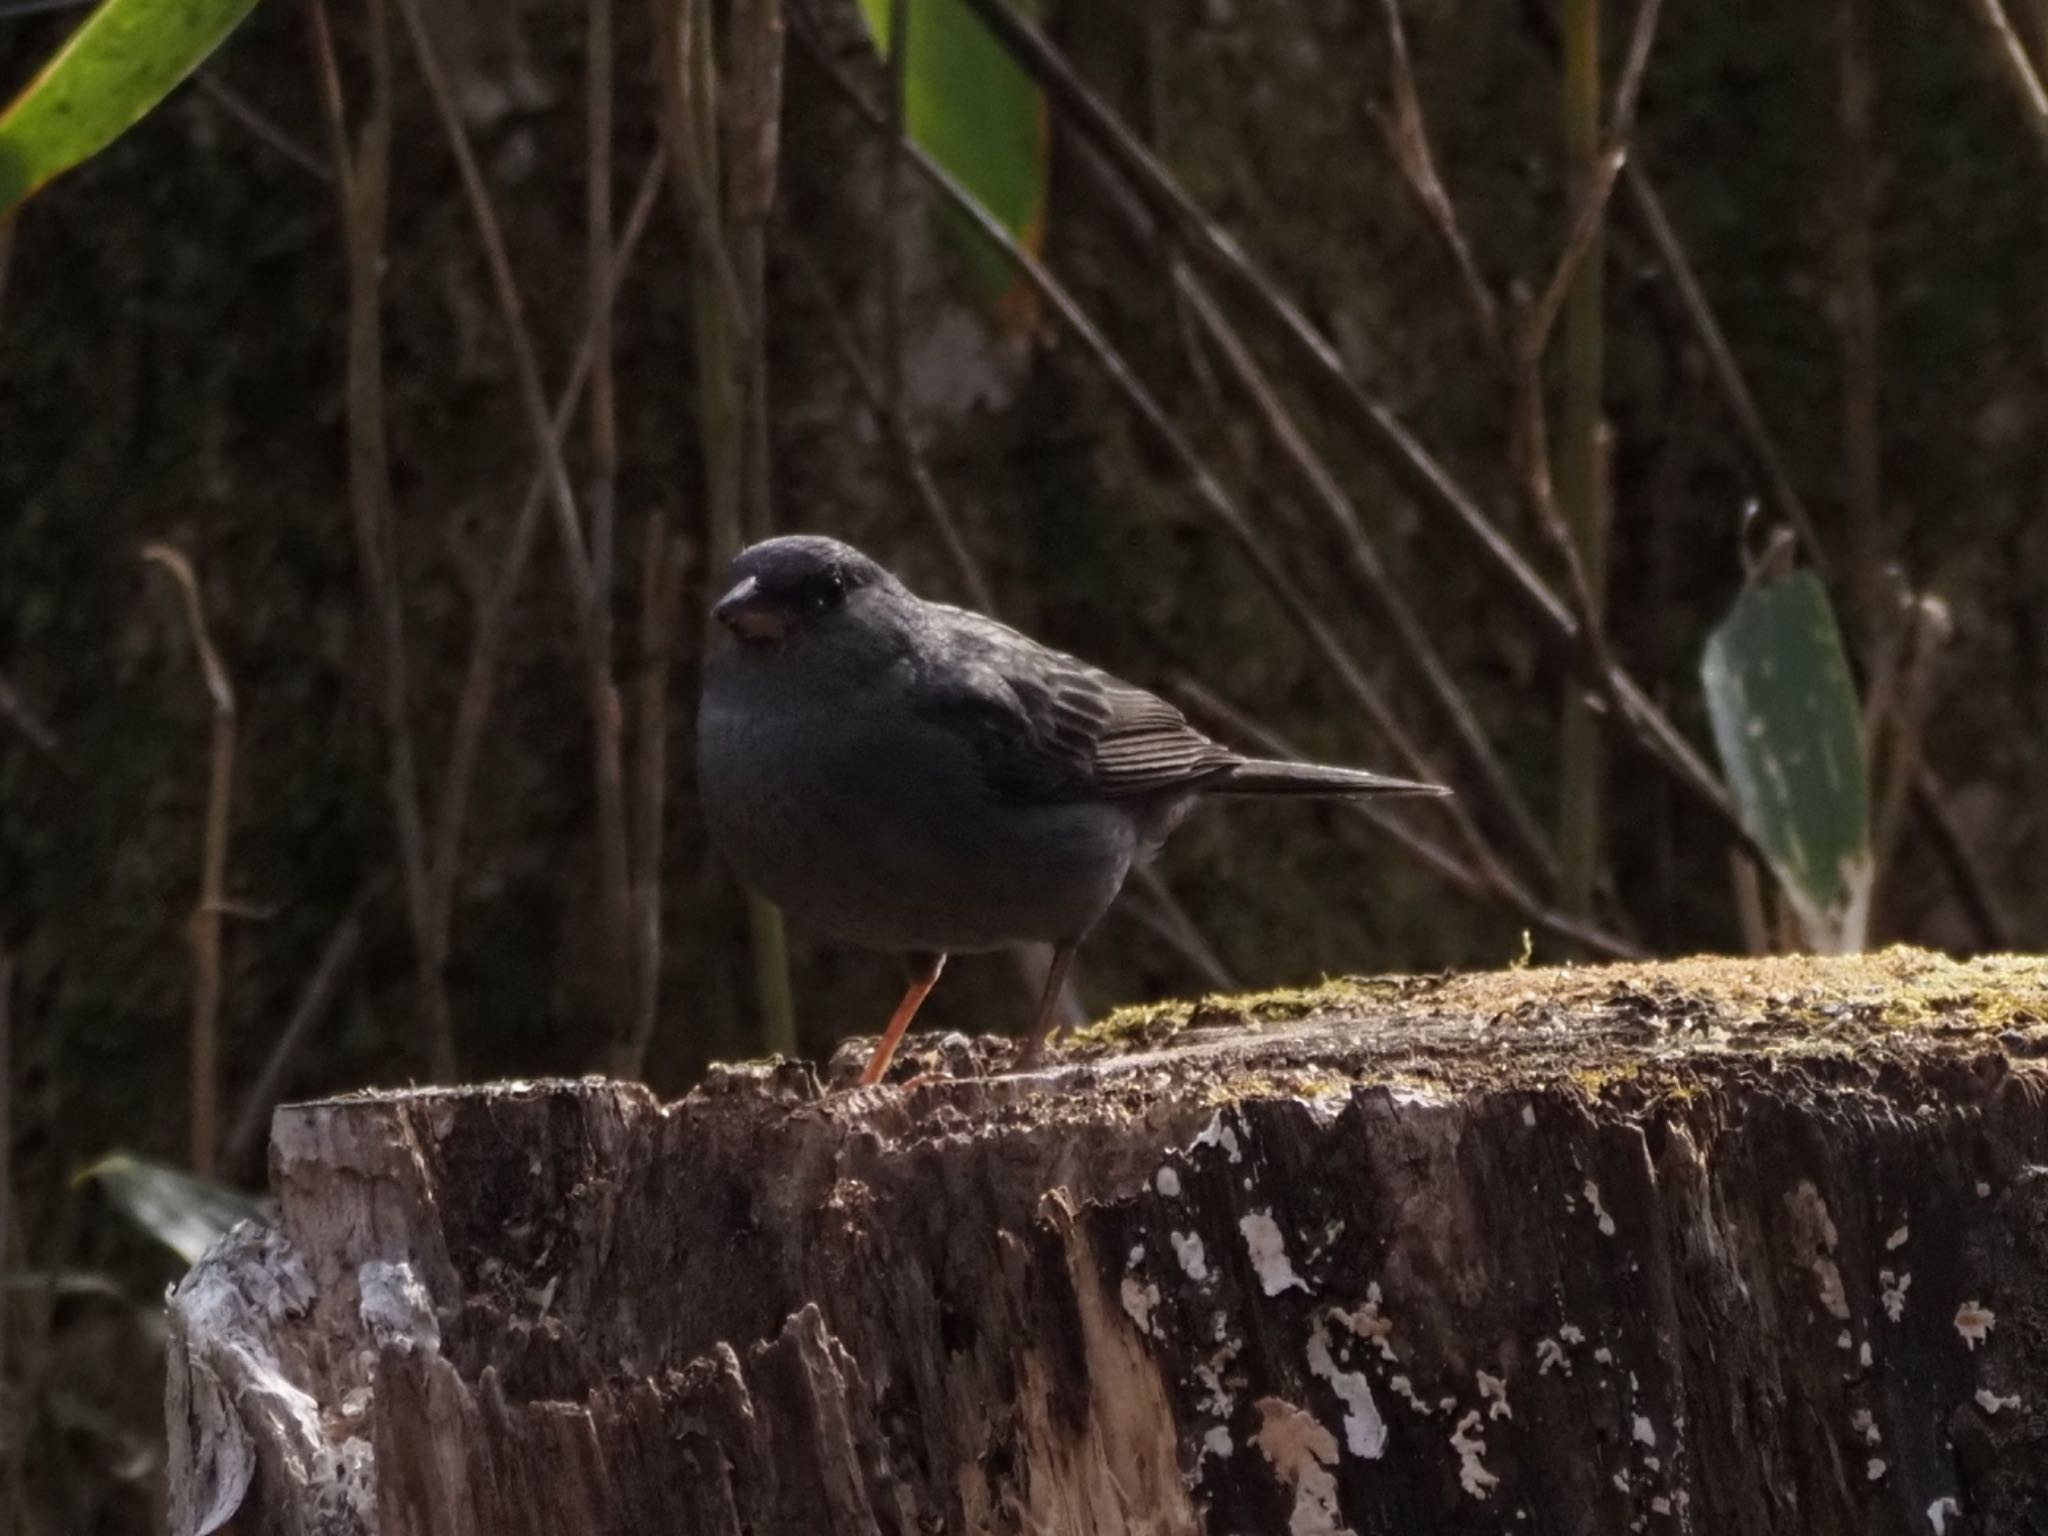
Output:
[[0, 0, 263, 216], [855, 0, 1047, 310], [1701, 570, 1873, 951], [74, 1152, 262, 1265]]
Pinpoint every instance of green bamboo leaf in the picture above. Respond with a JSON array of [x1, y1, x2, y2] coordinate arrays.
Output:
[[74, 1152, 263, 1265], [1701, 570, 1873, 952], [855, 0, 1047, 311], [0, 0, 263, 216]]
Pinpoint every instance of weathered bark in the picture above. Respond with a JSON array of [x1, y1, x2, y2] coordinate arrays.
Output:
[[168, 949, 2048, 1535]]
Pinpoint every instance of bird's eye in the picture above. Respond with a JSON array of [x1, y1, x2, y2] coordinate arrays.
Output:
[[806, 572, 847, 614]]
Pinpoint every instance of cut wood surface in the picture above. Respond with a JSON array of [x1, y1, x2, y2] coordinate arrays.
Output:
[[168, 948, 2048, 1535]]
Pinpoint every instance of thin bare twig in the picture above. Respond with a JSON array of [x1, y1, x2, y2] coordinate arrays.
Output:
[[727, 0, 785, 547], [794, 21, 1418, 805], [1167, 259, 1559, 887], [425, 153, 667, 1028], [1368, 0, 1499, 355], [941, 0, 1747, 852], [224, 903, 364, 1168], [307, 0, 452, 1077], [787, 235, 999, 612], [585, 0, 634, 1036], [1965, 0, 2048, 163], [1618, 167, 1829, 568], [880, 0, 911, 418], [396, 0, 644, 1055], [391, 0, 600, 642], [1836, 0, 1886, 638], [1870, 596, 1953, 901], [1124, 865, 1238, 991], [141, 543, 236, 1176], [620, 509, 688, 1078], [193, 71, 332, 183], [0, 212, 14, 344], [1178, 680, 1643, 959]]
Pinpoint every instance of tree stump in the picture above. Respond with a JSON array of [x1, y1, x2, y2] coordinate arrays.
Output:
[[167, 949, 2048, 1535]]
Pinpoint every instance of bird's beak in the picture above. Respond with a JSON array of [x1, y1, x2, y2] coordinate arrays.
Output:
[[712, 575, 793, 643]]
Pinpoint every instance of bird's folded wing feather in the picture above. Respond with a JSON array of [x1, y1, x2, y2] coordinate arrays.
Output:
[[912, 608, 1237, 801]]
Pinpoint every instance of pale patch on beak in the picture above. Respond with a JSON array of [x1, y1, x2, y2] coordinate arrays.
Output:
[[713, 575, 794, 643]]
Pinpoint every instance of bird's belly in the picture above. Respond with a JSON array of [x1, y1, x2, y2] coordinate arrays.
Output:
[[698, 704, 1136, 953]]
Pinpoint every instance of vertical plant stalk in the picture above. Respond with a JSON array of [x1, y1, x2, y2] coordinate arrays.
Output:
[[584, 0, 635, 1039], [394, 0, 639, 1058], [880, 0, 911, 417], [665, 0, 796, 1054], [142, 544, 236, 1176], [1556, 0, 1606, 918], [422, 153, 666, 1067], [1837, 0, 1886, 640], [307, 0, 453, 1078], [225, 903, 364, 1168], [621, 509, 687, 1077], [1963, 0, 2048, 163]]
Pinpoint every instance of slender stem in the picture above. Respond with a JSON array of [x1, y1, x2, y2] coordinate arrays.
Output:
[[1556, 0, 1606, 917], [1964, 0, 2048, 164], [621, 509, 687, 1077], [423, 155, 667, 1035], [944, 0, 1745, 854], [308, 0, 453, 1077], [224, 903, 364, 1168], [141, 544, 236, 1175]]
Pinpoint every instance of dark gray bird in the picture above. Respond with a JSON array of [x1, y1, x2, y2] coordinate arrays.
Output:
[[697, 534, 1449, 1085]]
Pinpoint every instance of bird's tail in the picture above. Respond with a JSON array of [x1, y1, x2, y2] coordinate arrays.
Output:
[[1209, 757, 1451, 799]]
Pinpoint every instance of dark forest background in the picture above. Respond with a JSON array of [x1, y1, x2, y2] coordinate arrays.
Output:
[[2, 0, 2046, 1525]]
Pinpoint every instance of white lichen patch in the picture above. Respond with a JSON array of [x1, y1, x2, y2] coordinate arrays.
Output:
[[1837, 1330, 1853, 1351], [1632, 1413, 1656, 1448], [1478, 1371, 1512, 1421], [1851, 1409, 1880, 1445], [1172, 1231, 1210, 1283], [1121, 1276, 1160, 1336], [1861, 1342, 1873, 1368], [1881, 1269, 1912, 1323], [1241, 1211, 1309, 1296], [1560, 1324, 1586, 1345], [1929, 1497, 1961, 1534], [1389, 1375, 1433, 1414], [1594, 1346, 1614, 1365], [1195, 1339, 1242, 1419], [1253, 1397, 1356, 1536], [1193, 1113, 1244, 1165], [1450, 1410, 1500, 1500], [1522, 1104, 1537, 1127], [1156, 1166, 1182, 1198], [1975, 1388, 2021, 1414], [1612, 1470, 1631, 1494], [1886, 1224, 1910, 1251], [1536, 1337, 1569, 1376], [1203, 1425, 1234, 1459], [1867, 1458, 1888, 1483], [1651, 1497, 1671, 1516], [1784, 1180, 1851, 1319], [1955, 1302, 1995, 1349], [1329, 1287, 1397, 1363], [1583, 1180, 1617, 1237], [1307, 1324, 1388, 1458], [1976, 1181, 1991, 1198], [359, 1259, 441, 1350]]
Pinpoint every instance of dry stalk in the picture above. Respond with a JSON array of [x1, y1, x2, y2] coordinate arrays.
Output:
[[141, 543, 237, 1174]]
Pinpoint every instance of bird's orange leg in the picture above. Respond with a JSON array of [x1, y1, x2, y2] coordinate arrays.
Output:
[[1016, 941, 1078, 1071], [858, 952, 947, 1086]]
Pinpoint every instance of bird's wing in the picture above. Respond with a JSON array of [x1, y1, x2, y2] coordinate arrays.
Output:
[[912, 607, 1238, 801]]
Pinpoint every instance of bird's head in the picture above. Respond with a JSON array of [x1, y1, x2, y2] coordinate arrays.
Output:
[[711, 535, 899, 648]]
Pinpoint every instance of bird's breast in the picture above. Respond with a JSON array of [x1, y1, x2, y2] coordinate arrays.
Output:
[[697, 678, 1137, 952]]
